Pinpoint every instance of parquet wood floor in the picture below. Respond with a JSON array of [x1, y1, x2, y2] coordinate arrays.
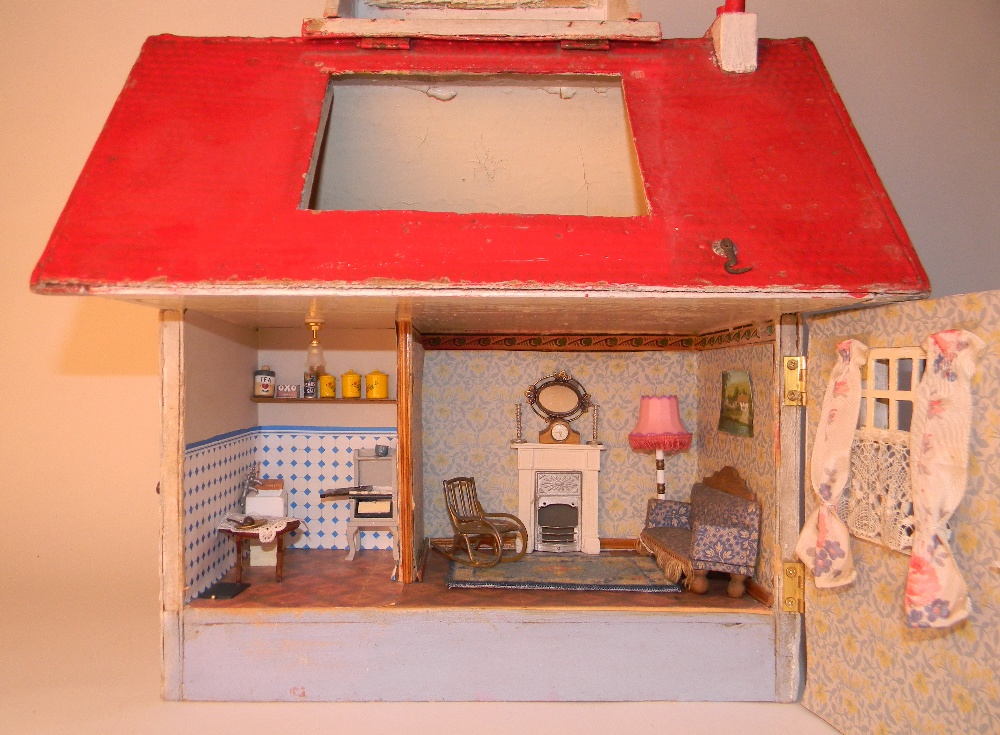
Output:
[[188, 548, 769, 614]]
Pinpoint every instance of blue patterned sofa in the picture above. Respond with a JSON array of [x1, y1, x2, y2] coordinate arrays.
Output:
[[637, 466, 760, 598]]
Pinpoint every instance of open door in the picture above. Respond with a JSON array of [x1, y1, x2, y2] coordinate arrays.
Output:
[[396, 319, 425, 583], [799, 292, 1000, 734]]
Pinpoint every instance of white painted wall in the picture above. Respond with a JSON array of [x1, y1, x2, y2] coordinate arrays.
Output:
[[183, 311, 258, 444], [256, 326, 398, 427]]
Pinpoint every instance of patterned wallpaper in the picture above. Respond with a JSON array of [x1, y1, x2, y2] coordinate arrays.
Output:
[[421, 350, 699, 539], [802, 292, 1000, 735], [696, 343, 777, 595]]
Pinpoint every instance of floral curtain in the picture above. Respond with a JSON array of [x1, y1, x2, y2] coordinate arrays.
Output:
[[796, 339, 868, 587], [905, 329, 985, 628]]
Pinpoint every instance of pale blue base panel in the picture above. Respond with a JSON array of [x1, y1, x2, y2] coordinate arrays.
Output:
[[181, 609, 776, 702]]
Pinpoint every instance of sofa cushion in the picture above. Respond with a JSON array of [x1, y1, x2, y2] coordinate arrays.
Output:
[[644, 498, 690, 529]]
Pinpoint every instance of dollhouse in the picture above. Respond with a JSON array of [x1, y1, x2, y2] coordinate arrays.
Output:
[[30, 3, 1000, 732]]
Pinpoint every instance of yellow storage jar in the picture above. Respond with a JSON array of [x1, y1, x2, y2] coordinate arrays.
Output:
[[341, 369, 362, 398], [365, 369, 389, 399]]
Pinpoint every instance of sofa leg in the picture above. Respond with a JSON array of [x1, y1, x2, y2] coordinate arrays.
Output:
[[688, 569, 709, 594], [727, 573, 747, 598]]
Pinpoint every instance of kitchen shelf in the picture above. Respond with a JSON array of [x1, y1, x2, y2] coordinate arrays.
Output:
[[252, 397, 397, 404]]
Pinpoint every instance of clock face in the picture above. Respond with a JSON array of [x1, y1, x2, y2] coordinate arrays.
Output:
[[550, 421, 571, 442]]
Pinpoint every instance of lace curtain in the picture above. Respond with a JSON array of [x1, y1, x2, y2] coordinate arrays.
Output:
[[846, 428, 914, 554]]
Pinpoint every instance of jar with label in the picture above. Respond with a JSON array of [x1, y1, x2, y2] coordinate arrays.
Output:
[[253, 366, 276, 397], [341, 369, 362, 398], [303, 371, 319, 399], [304, 338, 325, 400], [319, 373, 336, 398], [365, 369, 389, 399]]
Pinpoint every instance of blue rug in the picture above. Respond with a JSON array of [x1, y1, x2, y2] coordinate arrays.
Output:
[[446, 552, 681, 593]]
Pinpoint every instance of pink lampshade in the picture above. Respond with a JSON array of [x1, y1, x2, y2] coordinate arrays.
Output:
[[628, 395, 693, 452]]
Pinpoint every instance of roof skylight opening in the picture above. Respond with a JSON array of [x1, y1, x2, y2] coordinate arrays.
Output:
[[303, 74, 649, 217]]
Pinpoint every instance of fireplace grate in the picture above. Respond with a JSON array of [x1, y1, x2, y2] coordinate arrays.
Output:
[[539, 526, 578, 544], [536, 501, 580, 552]]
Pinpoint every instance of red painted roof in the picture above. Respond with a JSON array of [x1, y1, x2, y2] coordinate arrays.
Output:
[[31, 35, 927, 297]]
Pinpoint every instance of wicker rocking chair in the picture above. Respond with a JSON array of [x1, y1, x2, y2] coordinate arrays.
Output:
[[432, 477, 528, 567]]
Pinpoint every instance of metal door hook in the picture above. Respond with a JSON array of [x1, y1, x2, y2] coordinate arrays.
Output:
[[713, 238, 752, 275]]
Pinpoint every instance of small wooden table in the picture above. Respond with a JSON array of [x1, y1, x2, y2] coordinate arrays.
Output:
[[219, 520, 300, 583]]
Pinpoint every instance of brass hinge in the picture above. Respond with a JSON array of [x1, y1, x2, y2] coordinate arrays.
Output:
[[783, 356, 807, 406], [782, 562, 806, 613]]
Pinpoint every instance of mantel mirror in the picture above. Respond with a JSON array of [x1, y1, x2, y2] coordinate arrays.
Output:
[[525, 372, 591, 444]]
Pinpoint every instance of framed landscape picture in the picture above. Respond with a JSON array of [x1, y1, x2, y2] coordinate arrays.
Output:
[[719, 370, 754, 437]]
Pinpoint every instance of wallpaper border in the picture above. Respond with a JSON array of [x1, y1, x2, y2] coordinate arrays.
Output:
[[421, 322, 775, 351]]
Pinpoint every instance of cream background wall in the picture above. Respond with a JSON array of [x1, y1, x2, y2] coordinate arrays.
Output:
[[184, 311, 258, 444], [3, 1, 996, 732], [255, 326, 399, 426]]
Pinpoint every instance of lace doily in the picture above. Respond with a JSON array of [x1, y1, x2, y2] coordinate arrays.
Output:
[[218, 514, 305, 544], [842, 428, 915, 554]]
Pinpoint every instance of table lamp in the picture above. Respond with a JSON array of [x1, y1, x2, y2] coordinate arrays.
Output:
[[628, 395, 693, 499]]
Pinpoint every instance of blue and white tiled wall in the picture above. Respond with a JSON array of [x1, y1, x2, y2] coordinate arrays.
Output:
[[184, 430, 257, 602], [260, 427, 398, 551], [184, 426, 397, 601]]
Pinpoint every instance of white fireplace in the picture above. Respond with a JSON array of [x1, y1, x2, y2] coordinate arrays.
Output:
[[512, 443, 604, 554]]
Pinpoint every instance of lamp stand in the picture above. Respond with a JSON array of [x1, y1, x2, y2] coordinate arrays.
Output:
[[656, 448, 666, 499]]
